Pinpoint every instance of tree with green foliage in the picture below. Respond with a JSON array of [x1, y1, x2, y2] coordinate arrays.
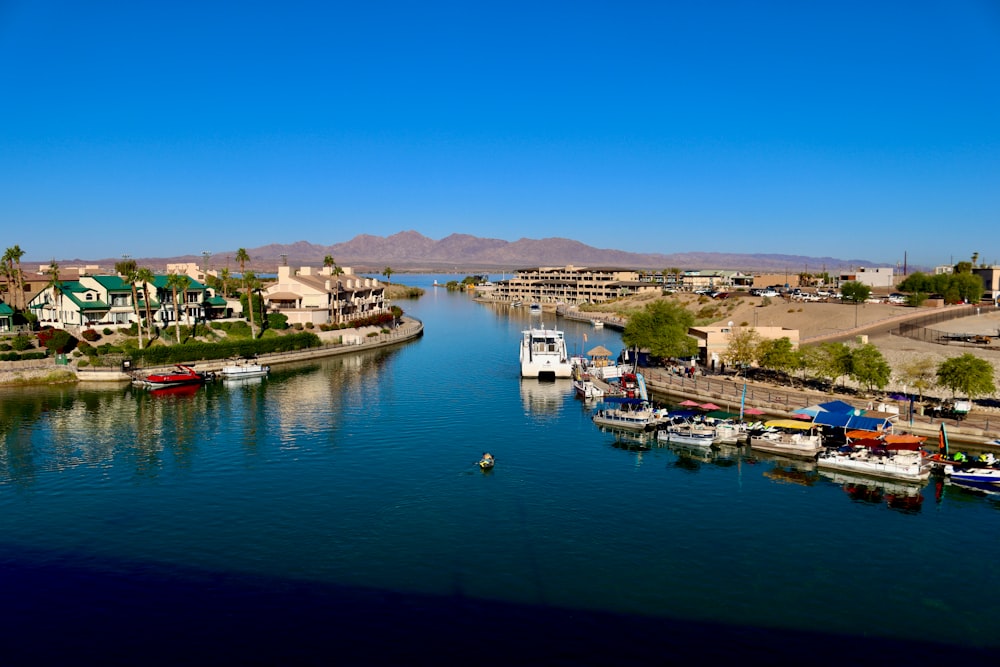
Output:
[[757, 337, 797, 384], [898, 356, 936, 402], [46, 259, 63, 322], [2, 245, 25, 310], [40, 328, 74, 354], [722, 328, 761, 376], [166, 272, 190, 343], [936, 353, 995, 400], [136, 266, 156, 342], [953, 271, 984, 303], [1, 248, 14, 308], [622, 300, 697, 361], [840, 281, 871, 304], [382, 266, 394, 285], [805, 341, 853, 391], [241, 270, 264, 338], [849, 343, 892, 394], [115, 258, 144, 349]]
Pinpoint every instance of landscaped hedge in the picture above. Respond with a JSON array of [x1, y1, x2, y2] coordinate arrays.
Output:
[[129, 332, 322, 365], [0, 351, 48, 362]]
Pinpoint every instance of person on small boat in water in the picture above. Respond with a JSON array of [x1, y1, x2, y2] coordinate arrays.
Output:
[[480, 452, 495, 467]]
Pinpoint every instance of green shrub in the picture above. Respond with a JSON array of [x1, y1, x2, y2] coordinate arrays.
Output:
[[131, 331, 322, 365], [81, 329, 101, 342], [103, 328, 114, 336], [304, 322, 314, 329], [12, 334, 33, 351], [267, 312, 289, 330], [77, 359, 90, 368], [0, 351, 47, 361]]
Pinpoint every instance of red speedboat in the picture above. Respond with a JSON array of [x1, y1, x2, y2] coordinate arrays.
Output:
[[134, 364, 210, 389]]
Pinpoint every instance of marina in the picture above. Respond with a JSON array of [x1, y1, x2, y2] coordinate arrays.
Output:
[[0, 274, 998, 665]]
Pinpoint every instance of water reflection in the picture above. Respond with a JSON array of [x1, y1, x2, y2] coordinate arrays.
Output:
[[519, 379, 571, 418], [819, 470, 925, 513], [0, 347, 403, 489], [758, 455, 821, 487]]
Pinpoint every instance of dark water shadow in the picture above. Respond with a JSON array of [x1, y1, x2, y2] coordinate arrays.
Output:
[[0, 546, 993, 667]]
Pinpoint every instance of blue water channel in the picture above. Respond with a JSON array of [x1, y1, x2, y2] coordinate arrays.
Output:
[[1, 274, 997, 665]]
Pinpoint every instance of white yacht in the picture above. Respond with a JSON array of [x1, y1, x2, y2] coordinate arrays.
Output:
[[519, 328, 573, 379]]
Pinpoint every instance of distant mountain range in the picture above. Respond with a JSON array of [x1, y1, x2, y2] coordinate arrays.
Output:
[[65, 231, 901, 274]]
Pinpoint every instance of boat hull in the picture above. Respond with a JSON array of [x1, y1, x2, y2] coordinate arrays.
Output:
[[816, 452, 932, 483], [657, 428, 715, 447], [218, 364, 270, 380], [749, 436, 824, 459], [945, 466, 1000, 485], [593, 410, 661, 433]]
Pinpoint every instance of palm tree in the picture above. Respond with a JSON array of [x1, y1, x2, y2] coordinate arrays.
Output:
[[235, 247, 252, 328], [166, 272, 189, 343], [115, 258, 144, 348], [219, 267, 231, 297], [243, 270, 260, 337], [972, 252, 980, 268], [136, 267, 156, 342], [235, 248, 250, 293], [324, 255, 335, 271], [1, 248, 12, 308], [9, 244, 24, 310], [382, 266, 394, 285], [46, 260, 63, 323]]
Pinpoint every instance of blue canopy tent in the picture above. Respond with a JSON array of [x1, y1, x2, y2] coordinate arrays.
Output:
[[812, 411, 892, 432], [818, 400, 858, 414]]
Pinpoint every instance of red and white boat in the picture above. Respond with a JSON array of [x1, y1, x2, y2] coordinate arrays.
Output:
[[133, 364, 211, 389]]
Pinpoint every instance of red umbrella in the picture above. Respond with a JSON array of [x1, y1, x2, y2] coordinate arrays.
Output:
[[679, 400, 700, 407], [791, 412, 812, 420], [700, 402, 721, 411], [744, 407, 764, 415]]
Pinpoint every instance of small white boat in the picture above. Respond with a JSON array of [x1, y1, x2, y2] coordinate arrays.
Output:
[[712, 420, 748, 445], [571, 362, 605, 400], [593, 399, 666, 433], [944, 465, 1000, 485], [817, 439, 932, 483], [592, 320, 604, 329], [573, 377, 605, 400], [657, 422, 716, 447], [218, 360, 271, 380], [749, 419, 824, 458]]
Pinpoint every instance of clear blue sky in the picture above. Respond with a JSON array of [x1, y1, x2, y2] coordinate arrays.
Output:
[[1, 0, 998, 268]]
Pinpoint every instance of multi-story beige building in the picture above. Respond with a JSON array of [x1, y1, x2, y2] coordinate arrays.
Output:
[[973, 266, 1000, 304], [490, 265, 659, 304], [263, 265, 387, 326]]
